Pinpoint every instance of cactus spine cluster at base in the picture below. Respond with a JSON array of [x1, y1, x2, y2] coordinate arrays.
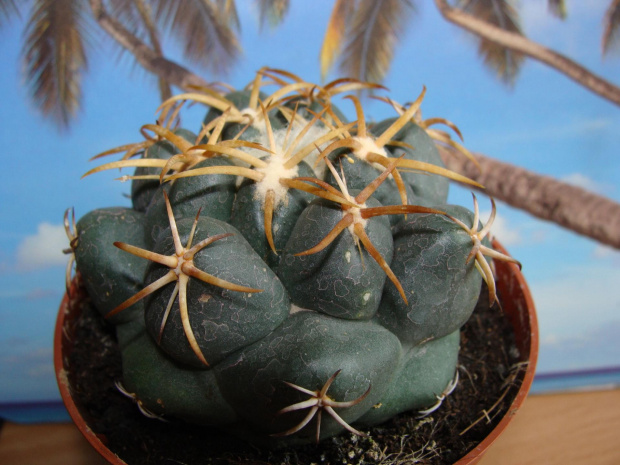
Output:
[[65, 68, 520, 447]]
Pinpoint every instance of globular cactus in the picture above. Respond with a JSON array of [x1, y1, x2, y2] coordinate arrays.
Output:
[[66, 68, 520, 448]]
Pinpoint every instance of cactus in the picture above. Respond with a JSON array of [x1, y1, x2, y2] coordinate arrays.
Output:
[[65, 68, 520, 448]]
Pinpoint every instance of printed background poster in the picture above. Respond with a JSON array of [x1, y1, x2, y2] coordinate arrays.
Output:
[[0, 1, 618, 419]]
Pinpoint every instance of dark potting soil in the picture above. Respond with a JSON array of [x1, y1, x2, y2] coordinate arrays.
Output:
[[65, 282, 525, 465]]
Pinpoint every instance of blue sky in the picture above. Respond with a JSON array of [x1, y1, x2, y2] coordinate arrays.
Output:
[[1, 0, 619, 402]]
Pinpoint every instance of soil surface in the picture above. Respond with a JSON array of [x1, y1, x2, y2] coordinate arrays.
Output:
[[65, 283, 524, 465]]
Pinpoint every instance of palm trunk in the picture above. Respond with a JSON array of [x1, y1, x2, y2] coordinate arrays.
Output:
[[439, 146, 620, 249], [89, 0, 209, 91], [434, 0, 620, 106]]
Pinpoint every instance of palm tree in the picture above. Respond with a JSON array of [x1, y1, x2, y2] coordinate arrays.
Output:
[[321, 0, 620, 105], [3, 0, 620, 249], [9, 0, 243, 126]]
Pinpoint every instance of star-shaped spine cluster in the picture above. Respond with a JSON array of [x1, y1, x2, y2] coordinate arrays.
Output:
[[108, 192, 262, 366]]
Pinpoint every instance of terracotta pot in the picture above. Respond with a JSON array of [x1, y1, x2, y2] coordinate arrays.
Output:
[[453, 240, 538, 464], [54, 281, 127, 465], [54, 239, 538, 465]]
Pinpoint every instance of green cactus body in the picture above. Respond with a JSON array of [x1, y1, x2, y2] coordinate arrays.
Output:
[[143, 185, 173, 246], [143, 156, 237, 245], [358, 329, 460, 426], [131, 128, 197, 212], [74, 207, 148, 324], [230, 159, 316, 267], [214, 311, 402, 445], [70, 71, 518, 449], [324, 151, 416, 226], [144, 216, 290, 368], [376, 205, 489, 345], [370, 119, 449, 206], [203, 89, 264, 127], [116, 319, 238, 426], [168, 157, 237, 220], [277, 196, 393, 320]]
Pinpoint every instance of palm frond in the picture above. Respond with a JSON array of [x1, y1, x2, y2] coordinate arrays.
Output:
[[103, 1, 150, 53], [133, 0, 171, 101], [257, 0, 290, 30], [22, 0, 89, 128], [548, 0, 567, 19], [0, 0, 19, 26], [339, 0, 414, 84], [458, 0, 525, 84], [153, 0, 241, 74], [108, 0, 141, 22], [215, 0, 240, 31], [103, 1, 171, 102], [603, 0, 620, 55], [320, 0, 355, 81]]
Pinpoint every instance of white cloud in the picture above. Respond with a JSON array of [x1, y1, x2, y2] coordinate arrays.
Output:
[[16, 223, 69, 271], [480, 210, 522, 246], [530, 264, 620, 341], [593, 244, 620, 259], [533, 258, 620, 372], [561, 173, 598, 191], [561, 173, 613, 195], [538, 320, 620, 372]]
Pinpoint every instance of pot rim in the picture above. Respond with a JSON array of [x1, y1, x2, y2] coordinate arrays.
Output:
[[453, 239, 539, 464], [54, 239, 538, 465], [53, 280, 128, 465]]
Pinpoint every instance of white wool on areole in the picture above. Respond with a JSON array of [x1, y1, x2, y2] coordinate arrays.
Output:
[[352, 136, 388, 161], [237, 120, 335, 206]]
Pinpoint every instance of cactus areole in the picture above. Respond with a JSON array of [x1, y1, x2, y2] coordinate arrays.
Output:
[[65, 68, 521, 448]]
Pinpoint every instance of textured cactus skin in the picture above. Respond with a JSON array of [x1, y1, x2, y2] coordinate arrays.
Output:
[[324, 154, 416, 226], [215, 311, 402, 446], [117, 319, 239, 426], [358, 329, 460, 426], [144, 216, 290, 368], [69, 74, 512, 448], [204, 89, 286, 142], [132, 129, 198, 212], [370, 119, 449, 207], [376, 205, 491, 345], [144, 157, 237, 244], [74, 207, 148, 324], [277, 196, 393, 320], [230, 160, 316, 268]]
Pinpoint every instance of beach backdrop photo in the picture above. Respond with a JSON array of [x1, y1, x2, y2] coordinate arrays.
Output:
[[0, 0, 618, 456]]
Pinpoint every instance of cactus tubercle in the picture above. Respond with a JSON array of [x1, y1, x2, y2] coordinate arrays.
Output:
[[447, 194, 522, 304], [106, 191, 262, 366]]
